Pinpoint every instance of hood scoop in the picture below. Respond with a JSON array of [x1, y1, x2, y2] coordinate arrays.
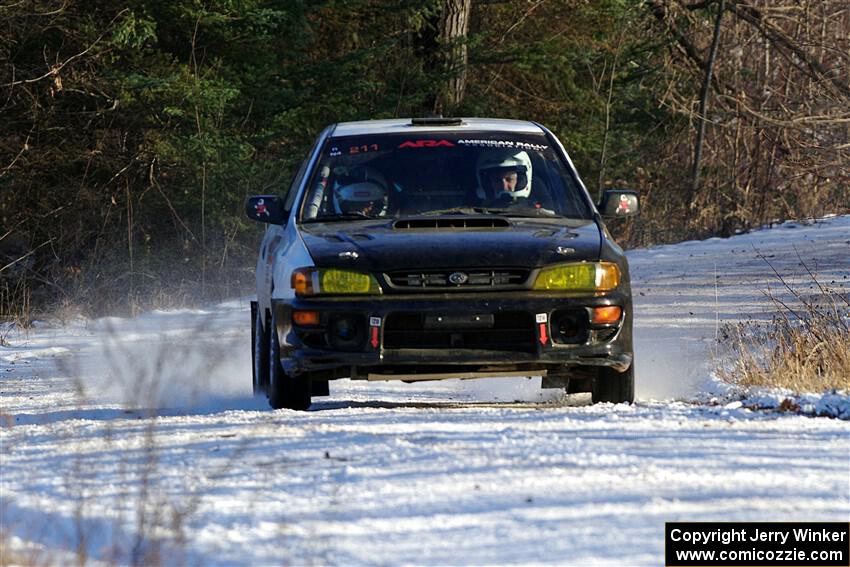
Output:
[[394, 217, 511, 230], [322, 232, 374, 243]]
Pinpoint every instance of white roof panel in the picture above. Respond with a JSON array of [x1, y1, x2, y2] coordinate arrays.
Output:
[[331, 117, 544, 137]]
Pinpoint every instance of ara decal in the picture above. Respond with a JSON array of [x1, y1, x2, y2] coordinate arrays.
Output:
[[397, 139, 455, 149]]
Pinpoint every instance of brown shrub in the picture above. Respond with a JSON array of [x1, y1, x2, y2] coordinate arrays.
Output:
[[717, 267, 850, 393]]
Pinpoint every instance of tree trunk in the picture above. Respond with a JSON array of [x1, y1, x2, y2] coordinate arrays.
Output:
[[435, 0, 473, 113], [689, 0, 725, 204]]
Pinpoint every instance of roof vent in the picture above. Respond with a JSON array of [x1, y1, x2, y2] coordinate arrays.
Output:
[[410, 117, 464, 126]]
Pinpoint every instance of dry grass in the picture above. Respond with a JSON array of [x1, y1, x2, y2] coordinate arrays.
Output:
[[0, 528, 57, 567], [717, 258, 850, 393], [2, 318, 252, 566], [0, 276, 32, 346]]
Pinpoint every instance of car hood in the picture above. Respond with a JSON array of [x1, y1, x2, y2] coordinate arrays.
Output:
[[299, 217, 601, 272]]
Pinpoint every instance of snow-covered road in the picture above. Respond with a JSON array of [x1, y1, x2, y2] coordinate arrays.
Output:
[[2, 217, 848, 565]]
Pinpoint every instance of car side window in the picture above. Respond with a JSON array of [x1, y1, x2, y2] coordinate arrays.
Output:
[[538, 155, 591, 218], [283, 129, 330, 215]]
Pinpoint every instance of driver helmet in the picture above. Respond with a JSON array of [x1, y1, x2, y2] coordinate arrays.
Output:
[[333, 166, 389, 215], [476, 149, 532, 200]]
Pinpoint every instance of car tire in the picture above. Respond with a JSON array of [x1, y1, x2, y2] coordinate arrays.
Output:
[[252, 304, 270, 395], [267, 310, 312, 411], [591, 365, 634, 404]]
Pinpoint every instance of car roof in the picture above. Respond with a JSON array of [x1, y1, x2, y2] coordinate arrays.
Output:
[[331, 118, 545, 137]]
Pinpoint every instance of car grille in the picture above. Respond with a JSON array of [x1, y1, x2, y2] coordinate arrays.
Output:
[[385, 268, 529, 291], [383, 311, 536, 352]]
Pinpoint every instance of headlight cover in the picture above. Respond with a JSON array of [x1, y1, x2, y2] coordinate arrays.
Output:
[[532, 262, 620, 291], [292, 267, 381, 296]]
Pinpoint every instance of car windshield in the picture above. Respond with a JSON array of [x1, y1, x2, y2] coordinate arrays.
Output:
[[299, 131, 593, 221]]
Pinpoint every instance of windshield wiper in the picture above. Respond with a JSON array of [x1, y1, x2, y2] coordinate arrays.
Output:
[[303, 212, 377, 223], [419, 206, 562, 218], [420, 207, 488, 216], [478, 207, 563, 218]]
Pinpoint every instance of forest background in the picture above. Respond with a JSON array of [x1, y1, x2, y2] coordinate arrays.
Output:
[[1, 0, 847, 318]]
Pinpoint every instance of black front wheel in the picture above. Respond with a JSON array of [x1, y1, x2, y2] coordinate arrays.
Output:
[[591, 365, 635, 404], [267, 310, 312, 410]]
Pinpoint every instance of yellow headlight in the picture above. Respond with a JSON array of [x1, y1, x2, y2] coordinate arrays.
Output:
[[319, 269, 381, 295], [292, 268, 381, 295], [533, 262, 620, 291]]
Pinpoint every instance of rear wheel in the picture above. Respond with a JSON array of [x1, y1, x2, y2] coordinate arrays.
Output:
[[267, 310, 312, 410], [591, 365, 634, 404], [251, 303, 269, 395]]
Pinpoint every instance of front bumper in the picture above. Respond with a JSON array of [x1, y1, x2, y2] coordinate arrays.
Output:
[[273, 291, 633, 378]]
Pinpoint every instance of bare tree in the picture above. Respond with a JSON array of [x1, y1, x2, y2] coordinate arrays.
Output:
[[689, 0, 725, 204], [650, 0, 849, 235]]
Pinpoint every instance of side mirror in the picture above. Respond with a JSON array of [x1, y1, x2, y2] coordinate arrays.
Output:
[[245, 195, 287, 225], [599, 189, 639, 218]]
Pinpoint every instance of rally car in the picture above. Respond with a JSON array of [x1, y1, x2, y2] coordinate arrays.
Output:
[[247, 117, 638, 410]]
